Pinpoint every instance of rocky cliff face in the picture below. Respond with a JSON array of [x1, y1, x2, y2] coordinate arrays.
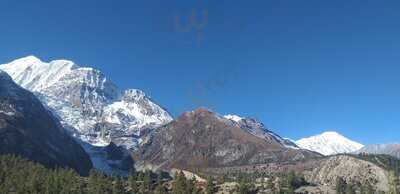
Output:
[[135, 108, 320, 172], [0, 71, 93, 175]]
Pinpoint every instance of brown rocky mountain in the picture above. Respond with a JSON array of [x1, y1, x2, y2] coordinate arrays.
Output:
[[134, 108, 321, 172], [0, 71, 93, 175]]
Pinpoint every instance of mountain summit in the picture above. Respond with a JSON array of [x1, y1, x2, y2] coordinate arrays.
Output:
[[0, 56, 173, 172], [135, 108, 320, 172], [296, 131, 364, 155]]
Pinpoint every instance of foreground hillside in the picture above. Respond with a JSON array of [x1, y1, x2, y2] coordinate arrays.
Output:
[[2, 154, 399, 194]]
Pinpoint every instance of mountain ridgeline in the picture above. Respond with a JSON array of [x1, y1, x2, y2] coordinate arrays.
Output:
[[135, 108, 321, 172], [356, 144, 400, 159]]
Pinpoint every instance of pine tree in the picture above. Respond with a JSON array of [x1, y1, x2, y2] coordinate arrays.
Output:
[[389, 170, 399, 194], [335, 177, 346, 194], [345, 183, 355, 194], [192, 184, 202, 194], [186, 177, 196, 194], [206, 176, 217, 194], [88, 170, 112, 194], [88, 170, 100, 194], [143, 170, 153, 192], [112, 177, 125, 194], [286, 171, 296, 194], [129, 168, 137, 180], [128, 170, 139, 194], [139, 182, 147, 194], [172, 171, 187, 194], [155, 182, 168, 194], [238, 178, 249, 194]]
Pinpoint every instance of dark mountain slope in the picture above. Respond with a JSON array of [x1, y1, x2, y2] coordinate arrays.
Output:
[[0, 71, 92, 175]]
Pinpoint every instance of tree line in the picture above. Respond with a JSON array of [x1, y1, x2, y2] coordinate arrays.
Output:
[[2, 154, 399, 194], [0, 155, 215, 194]]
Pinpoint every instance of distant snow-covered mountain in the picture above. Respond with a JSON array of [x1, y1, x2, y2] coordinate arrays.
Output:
[[355, 144, 400, 159], [296, 131, 364, 155], [0, 56, 173, 173]]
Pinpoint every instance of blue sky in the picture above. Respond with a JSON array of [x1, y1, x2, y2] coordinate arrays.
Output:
[[1, 0, 400, 144]]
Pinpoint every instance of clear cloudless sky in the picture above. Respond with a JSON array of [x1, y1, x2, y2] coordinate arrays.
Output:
[[0, 0, 400, 144]]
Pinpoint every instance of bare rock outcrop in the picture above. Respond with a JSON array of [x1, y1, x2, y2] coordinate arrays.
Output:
[[304, 155, 389, 192]]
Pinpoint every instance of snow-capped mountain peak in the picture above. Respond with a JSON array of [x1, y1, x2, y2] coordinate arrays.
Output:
[[0, 56, 173, 173], [296, 131, 364, 155], [0, 55, 172, 145], [0, 56, 79, 92]]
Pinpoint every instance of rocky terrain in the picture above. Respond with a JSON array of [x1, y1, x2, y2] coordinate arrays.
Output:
[[0, 70, 92, 175], [303, 154, 390, 193], [135, 108, 321, 172]]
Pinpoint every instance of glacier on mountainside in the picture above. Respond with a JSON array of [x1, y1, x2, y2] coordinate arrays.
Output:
[[0, 56, 173, 173]]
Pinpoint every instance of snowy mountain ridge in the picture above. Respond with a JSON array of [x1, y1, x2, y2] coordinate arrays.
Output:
[[0, 56, 173, 147], [223, 114, 299, 149], [296, 131, 364, 155], [355, 143, 400, 159], [0, 56, 173, 173], [1, 56, 79, 91]]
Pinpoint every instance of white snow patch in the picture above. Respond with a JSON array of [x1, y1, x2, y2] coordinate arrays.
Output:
[[0, 110, 15, 116], [224, 114, 243, 122]]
